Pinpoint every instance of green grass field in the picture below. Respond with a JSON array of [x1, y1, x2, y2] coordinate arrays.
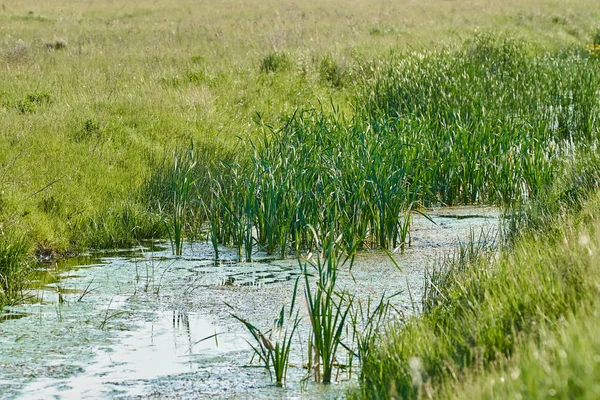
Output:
[[1, 0, 599, 255], [2, 1, 600, 398]]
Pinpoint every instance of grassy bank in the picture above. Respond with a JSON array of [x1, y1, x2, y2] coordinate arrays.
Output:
[[349, 152, 600, 398]]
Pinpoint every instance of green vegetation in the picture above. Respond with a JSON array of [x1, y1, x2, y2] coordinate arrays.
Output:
[[0, 230, 30, 305], [2, 1, 600, 397], [141, 36, 600, 260], [349, 154, 600, 398], [1, 0, 599, 258], [231, 282, 301, 387], [303, 239, 354, 383]]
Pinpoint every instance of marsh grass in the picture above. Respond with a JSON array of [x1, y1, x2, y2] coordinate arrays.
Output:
[[0, 230, 30, 306], [160, 144, 198, 256], [302, 237, 354, 384], [157, 36, 599, 261], [350, 180, 600, 399], [347, 295, 392, 371], [76, 201, 163, 250], [231, 282, 301, 387]]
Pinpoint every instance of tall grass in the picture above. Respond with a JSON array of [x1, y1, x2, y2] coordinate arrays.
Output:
[[153, 36, 600, 259], [0, 230, 30, 306], [349, 173, 600, 399], [302, 237, 354, 383], [75, 200, 164, 250], [359, 35, 600, 205], [442, 304, 600, 400], [160, 144, 199, 256]]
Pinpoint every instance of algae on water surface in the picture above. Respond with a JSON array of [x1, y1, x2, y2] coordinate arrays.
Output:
[[0, 208, 497, 399]]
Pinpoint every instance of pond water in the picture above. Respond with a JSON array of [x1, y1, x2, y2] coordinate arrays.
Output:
[[0, 207, 498, 399]]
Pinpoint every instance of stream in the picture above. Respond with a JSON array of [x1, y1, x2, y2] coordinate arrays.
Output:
[[0, 207, 498, 399]]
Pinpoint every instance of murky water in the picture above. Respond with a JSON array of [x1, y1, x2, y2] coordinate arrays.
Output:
[[0, 207, 498, 399]]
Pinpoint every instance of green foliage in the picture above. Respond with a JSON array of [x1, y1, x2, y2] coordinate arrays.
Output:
[[0, 230, 30, 306], [350, 183, 600, 400], [161, 144, 198, 256], [359, 35, 600, 205], [260, 51, 291, 74], [593, 26, 600, 45], [75, 201, 164, 250], [74, 119, 104, 142], [503, 150, 600, 243], [303, 238, 354, 383], [319, 55, 346, 88], [14, 92, 52, 114], [443, 305, 600, 400], [195, 36, 600, 258]]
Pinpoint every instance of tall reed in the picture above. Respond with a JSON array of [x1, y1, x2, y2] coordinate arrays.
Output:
[[303, 237, 353, 383]]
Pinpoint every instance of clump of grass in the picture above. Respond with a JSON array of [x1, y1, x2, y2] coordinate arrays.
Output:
[[319, 55, 346, 88], [2, 39, 29, 63], [73, 119, 104, 142], [347, 294, 393, 371], [502, 149, 600, 244], [14, 92, 52, 114], [359, 34, 600, 204], [202, 110, 418, 258], [231, 282, 301, 387], [75, 200, 164, 250], [260, 51, 291, 74], [43, 38, 67, 51], [143, 141, 238, 258], [0, 229, 30, 306], [160, 144, 199, 256], [303, 237, 354, 383]]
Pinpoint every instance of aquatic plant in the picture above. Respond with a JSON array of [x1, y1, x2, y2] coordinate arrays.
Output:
[[0, 230, 30, 306], [231, 280, 301, 386], [303, 237, 353, 383], [347, 294, 392, 370], [188, 36, 600, 260], [161, 143, 199, 256]]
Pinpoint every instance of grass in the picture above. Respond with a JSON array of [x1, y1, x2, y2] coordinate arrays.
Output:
[[230, 281, 301, 387], [441, 305, 600, 399], [0, 229, 30, 306], [302, 237, 354, 383], [1, 0, 599, 257], [139, 36, 600, 260], [160, 143, 198, 256], [0, 0, 597, 283], [2, 1, 600, 394], [349, 154, 600, 399]]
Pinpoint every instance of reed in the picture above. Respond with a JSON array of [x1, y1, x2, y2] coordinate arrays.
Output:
[[189, 36, 600, 259], [302, 237, 353, 383], [231, 279, 301, 386]]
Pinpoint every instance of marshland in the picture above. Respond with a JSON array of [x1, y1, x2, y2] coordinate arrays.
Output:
[[2, 0, 600, 398]]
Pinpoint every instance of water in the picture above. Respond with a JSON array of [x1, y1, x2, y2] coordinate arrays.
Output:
[[0, 207, 498, 399]]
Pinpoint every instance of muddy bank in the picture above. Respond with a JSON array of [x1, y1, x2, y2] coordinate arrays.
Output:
[[0, 207, 498, 399]]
